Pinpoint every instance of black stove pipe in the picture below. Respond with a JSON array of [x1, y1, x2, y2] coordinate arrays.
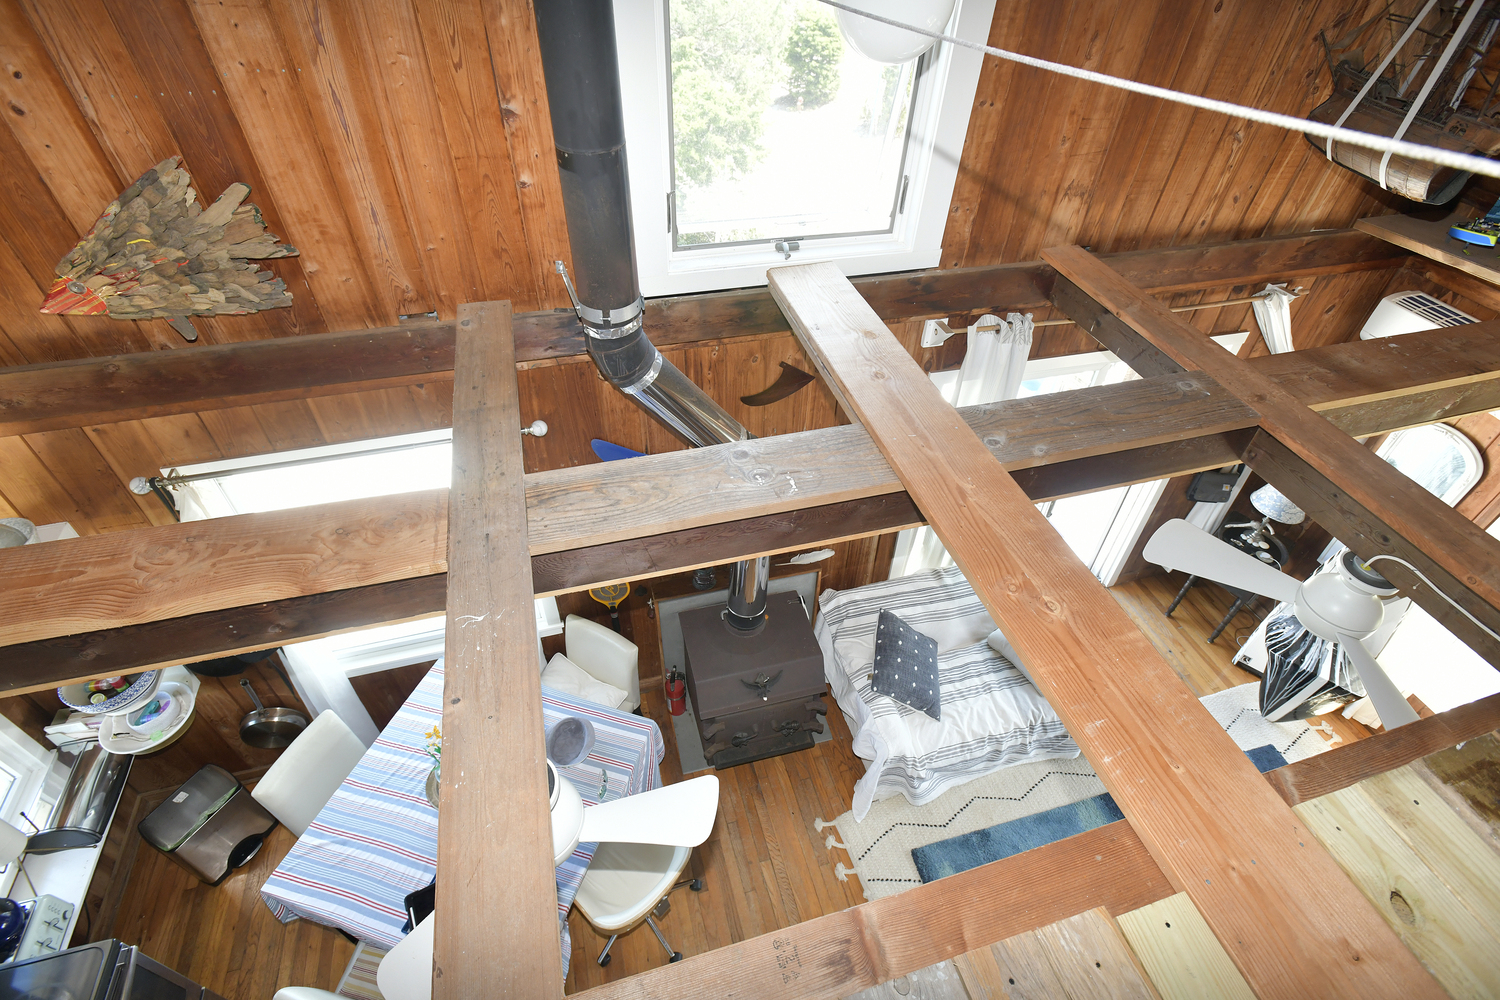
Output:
[[535, 0, 769, 629]]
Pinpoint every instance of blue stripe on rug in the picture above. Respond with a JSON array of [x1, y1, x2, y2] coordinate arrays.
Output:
[[911, 743, 1287, 884]]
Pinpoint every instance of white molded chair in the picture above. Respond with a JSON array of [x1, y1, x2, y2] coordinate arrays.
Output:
[[272, 989, 343, 1000], [573, 841, 703, 966], [565, 614, 641, 712], [378, 912, 434, 1000], [251, 710, 366, 837]]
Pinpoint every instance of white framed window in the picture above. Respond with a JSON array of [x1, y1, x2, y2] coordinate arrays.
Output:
[[167, 430, 561, 741], [893, 332, 1250, 582], [1375, 423, 1483, 506], [170, 428, 453, 521], [0, 717, 57, 895], [615, 0, 997, 296]]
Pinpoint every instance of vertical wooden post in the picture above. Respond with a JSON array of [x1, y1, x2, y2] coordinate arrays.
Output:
[[436, 301, 560, 998]]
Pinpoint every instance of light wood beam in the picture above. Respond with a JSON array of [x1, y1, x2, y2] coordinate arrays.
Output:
[[1265, 690, 1500, 806], [0, 231, 1406, 436], [434, 301, 557, 998], [1043, 244, 1500, 668], [574, 819, 1172, 1000], [767, 260, 1442, 999]]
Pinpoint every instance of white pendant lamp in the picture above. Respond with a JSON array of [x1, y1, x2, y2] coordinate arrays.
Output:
[[834, 0, 957, 64]]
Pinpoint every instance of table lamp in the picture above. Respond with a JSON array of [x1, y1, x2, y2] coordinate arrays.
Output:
[[1237, 485, 1306, 550]]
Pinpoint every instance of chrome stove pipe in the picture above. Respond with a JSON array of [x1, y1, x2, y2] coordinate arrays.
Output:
[[535, 0, 769, 629]]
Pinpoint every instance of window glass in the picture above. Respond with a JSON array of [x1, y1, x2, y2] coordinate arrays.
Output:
[[668, 0, 920, 251], [1376, 423, 1482, 506]]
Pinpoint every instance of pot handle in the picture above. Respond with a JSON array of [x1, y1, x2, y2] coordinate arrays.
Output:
[[239, 677, 268, 712]]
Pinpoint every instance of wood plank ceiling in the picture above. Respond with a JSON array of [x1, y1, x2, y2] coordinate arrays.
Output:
[[0, 0, 1460, 538]]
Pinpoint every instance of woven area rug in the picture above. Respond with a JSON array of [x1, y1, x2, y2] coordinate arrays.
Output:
[[821, 683, 1331, 900], [336, 940, 388, 1000]]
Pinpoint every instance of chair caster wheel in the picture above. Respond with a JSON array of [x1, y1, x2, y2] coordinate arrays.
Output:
[[689, 879, 704, 892], [598, 954, 611, 967], [669, 952, 683, 963]]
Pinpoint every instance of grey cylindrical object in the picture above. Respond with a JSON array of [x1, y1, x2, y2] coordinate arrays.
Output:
[[536, 0, 767, 628], [28, 743, 131, 854]]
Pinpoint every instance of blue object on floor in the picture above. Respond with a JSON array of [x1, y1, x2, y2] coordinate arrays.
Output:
[[911, 743, 1289, 883], [591, 439, 645, 462]]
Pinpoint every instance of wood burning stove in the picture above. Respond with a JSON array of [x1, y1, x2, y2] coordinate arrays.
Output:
[[680, 591, 827, 768]]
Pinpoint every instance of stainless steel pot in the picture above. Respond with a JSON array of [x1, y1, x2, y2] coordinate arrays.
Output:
[[237, 678, 308, 749]]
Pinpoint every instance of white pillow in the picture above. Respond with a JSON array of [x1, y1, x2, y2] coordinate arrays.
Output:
[[541, 652, 629, 710], [986, 628, 1038, 689]]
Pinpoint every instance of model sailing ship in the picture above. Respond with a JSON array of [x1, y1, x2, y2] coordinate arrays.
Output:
[[1307, 0, 1500, 203]]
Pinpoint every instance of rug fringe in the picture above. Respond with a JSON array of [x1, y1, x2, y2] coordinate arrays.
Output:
[[825, 834, 848, 851], [813, 816, 835, 832], [834, 862, 856, 882]]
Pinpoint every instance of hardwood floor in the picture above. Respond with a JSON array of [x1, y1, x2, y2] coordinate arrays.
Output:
[[107, 793, 354, 1000], [348, 660, 434, 731], [93, 570, 1363, 998]]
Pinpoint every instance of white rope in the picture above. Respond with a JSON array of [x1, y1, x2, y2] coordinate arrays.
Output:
[[817, 0, 1500, 181]]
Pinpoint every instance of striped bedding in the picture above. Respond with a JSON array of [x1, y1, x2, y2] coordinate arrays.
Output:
[[815, 565, 1080, 821]]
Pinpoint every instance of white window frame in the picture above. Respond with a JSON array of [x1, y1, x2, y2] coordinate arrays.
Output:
[[1375, 422, 1483, 507], [169, 428, 453, 521], [614, 0, 998, 296]]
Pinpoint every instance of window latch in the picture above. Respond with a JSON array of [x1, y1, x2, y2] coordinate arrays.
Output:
[[774, 240, 800, 260]]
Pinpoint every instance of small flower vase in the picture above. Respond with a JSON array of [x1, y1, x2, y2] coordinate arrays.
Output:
[[425, 759, 440, 809]]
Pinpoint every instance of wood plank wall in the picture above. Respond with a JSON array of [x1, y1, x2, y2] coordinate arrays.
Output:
[[0, 0, 1424, 537]]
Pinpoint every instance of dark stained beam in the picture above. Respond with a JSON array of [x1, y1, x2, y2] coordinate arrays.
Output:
[[8, 328, 1500, 685], [0, 231, 1406, 436]]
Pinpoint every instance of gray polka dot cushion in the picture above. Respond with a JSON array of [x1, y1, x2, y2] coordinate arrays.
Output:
[[872, 608, 941, 720]]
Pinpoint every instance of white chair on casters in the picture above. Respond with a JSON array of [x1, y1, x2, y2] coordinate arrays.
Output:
[[573, 842, 705, 966], [252, 710, 367, 837], [565, 613, 641, 712]]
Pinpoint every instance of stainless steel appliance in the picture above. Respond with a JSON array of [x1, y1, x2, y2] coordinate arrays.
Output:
[[27, 744, 131, 854], [137, 765, 277, 884], [0, 939, 225, 1000]]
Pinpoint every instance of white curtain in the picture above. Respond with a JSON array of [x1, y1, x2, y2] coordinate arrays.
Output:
[[946, 312, 1035, 407], [893, 313, 1034, 577], [1250, 282, 1297, 355], [1184, 286, 1297, 533]]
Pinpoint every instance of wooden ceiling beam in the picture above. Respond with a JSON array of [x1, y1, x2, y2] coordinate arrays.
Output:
[[434, 302, 558, 997], [769, 260, 1445, 998], [0, 230, 1405, 437], [5, 327, 1500, 669], [1044, 244, 1500, 669]]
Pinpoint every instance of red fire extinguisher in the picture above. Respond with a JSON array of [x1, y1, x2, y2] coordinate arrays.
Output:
[[665, 670, 687, 716]]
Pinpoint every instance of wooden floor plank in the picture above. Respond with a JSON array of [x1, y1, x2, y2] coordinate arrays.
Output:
[[767, 260, 1440, 1000], [986, 907, 1160, 1000], [1115, 894, 1255, 1000], [1295, 786, 1500, 998]]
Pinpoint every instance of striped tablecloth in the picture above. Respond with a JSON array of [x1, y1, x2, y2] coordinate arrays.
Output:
[[260, 659, 664, 973]]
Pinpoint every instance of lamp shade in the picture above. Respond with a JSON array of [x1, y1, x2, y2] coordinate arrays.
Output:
[[0, 820, 27, 865], [835, 0, 956, 64], [1250, 485, 1306, 525]]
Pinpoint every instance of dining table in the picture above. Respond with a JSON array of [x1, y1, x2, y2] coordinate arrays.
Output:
[[259, 658, 665, 974]]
